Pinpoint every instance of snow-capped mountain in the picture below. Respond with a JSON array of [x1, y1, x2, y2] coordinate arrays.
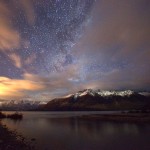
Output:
[[0, 100, 47, 111], [43, 89, 150, 111], [1, 89, 150, 111], [64, 89, 136, 99]]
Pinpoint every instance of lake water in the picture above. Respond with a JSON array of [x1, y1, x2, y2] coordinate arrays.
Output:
[[1, 111, 150, 150]]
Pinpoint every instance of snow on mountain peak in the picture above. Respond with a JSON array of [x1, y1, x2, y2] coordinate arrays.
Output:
[[98, 90, 134, 97], [57, 89, 148, 102], [74, 89, 96, 97], [72, 89, 135, 98]]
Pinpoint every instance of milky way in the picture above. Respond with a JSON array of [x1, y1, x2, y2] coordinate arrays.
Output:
[[0, 0, 150, 100], [0, 0, 94, 77]]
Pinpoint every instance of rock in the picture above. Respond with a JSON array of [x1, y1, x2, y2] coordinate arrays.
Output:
[[31, 138, 36, 141], [0, 140, 3, 144]]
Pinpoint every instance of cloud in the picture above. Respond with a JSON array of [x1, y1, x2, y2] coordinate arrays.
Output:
[[7, 52, 37, 70], [24, 53, 37, 65], [1, 60, 149, 100], [19, 0, 36, 25], [0, 74, 45, 99], [72, 0, 150, 91], [9, 53, 22, 68], [0, 0, 35, 51], [0, 1, 20, 51], [74, 0, 150, 54]]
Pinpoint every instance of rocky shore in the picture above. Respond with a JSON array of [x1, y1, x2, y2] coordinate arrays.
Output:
[[0, 122, 35, 150]]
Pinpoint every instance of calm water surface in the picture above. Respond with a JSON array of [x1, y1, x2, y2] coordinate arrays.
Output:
[[1, 111, 150, 150]]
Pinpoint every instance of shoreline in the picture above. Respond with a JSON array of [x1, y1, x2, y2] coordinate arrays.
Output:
[[0, 122, 35, 150]]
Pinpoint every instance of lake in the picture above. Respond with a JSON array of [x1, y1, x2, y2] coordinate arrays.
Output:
[[1, 111, 150, 150]]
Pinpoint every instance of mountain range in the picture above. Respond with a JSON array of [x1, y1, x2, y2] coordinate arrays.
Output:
[[42, 89, 150, 111], [1, 89, 150, 111], [0, 100, 47, 111]]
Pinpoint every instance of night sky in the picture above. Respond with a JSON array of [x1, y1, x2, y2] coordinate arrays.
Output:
[[0, 0, 150, 100]]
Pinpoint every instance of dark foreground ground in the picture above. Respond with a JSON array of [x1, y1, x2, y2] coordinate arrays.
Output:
[[0, 122, 35, 150]]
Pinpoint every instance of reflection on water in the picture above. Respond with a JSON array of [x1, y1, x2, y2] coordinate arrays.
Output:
[[2, 111, 150, 150]]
